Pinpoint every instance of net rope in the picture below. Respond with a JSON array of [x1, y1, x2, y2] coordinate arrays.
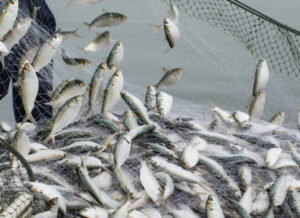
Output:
[[159, 0, 300, 79]]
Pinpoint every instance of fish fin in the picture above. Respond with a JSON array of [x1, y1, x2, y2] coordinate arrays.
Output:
[[162, 67, 168, 73], [83, 22, 91, 33], [149, 24, 162, 34], [102, 8, 107, 13], [66, 0, 76, 8]]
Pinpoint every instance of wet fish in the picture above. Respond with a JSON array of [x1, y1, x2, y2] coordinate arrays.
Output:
[[101, 70, 124, 120], [123, 109, 138, 130], [84, 10, 127, 30], [164, 18, 180, 49], [181, 145, 199, 169], [248, 91, 266, 119], [47, 79, 86, 110], [270, 174, 289, 206], [50, 78, 72, 100], [32, 32, 63, 72], [238, 165, 252, 187], [79, 206, 108, 218], [154, 68, 182, 89], [18, 61, 39, 125], [145, 85, 157, 111], [0, 0, 19, 39], [85, 62, 107, 117], [57, 27, 81, 40], [252, 59, 269, 96], [156, 91, 173, 116], [106, 41, 124, 68], [2, 17, 32, 52], [232, 111, 249, 125], [82, 31, 111, 53], [269, 112, 285, 125], [206, 194, 225, 218], [44, 95, 83, 145], [61, 48, 91, 68]]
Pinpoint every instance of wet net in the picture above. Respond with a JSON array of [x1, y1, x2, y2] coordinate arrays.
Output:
[[159, 0, 300, 79], [0, 0, 300, 217]]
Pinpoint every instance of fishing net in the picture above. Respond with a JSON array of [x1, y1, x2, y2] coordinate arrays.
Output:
[[158, 0, 300, 79], [0, 0, 300, 217]]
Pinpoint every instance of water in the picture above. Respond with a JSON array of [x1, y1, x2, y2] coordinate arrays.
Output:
[[0, 0, 299, 128]]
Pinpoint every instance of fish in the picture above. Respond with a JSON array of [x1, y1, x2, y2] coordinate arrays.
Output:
[[0, 0, 19, 39], [238, 165, 252, 187], [181, 145, 199, 169], [84, 10, 127, 30], [248, 91, 266, 119], [61, 48, 91, 68], [114, 167, 137, 197], [12, 126, 31, 157], [67, 0, 103, 8], [82, 31, 111, 53], [32, 32, 63, 72], [44, 95, 83, 145], [232, 111, 249, 125], [106, 41, 124, 68], [47, 79, 86, 110], [269, 112, 285, 125], [111, 200, 131, 218], [168, 3, 179, 25], [57, 27, 81, 40], [121, 91, 153, 125], [85, 62, 107, 117], [2, 17, 32, 52], [206, 194, 225, 218], [252, 59, 269, 96], [18, 61, 39, 125], [101, 70, 124, 120], [154, 68, 182, 89], [0, 41, 9, 67], [79, 206, 108, 218], [239, 186, 254, 215], [156, 91, 173, 116], [0, 193, 33, 217], [145, 85, 157, 111], [50, 78, 73, 100], [26, 149, 66, 162], [270, 174, 289, 206], [140, 161, 163, 206], [123, 109, 138, 130], [26, 182, 67, 214], [156, 172, 174, 203], [264, 148, 282, 168], [164, 18, 180, 49]]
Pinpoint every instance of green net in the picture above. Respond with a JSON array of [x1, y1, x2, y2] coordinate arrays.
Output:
[[159, 0, 300, 79]]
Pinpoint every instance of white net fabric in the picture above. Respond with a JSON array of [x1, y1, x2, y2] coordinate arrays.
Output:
[[0, 0, 300, 217]]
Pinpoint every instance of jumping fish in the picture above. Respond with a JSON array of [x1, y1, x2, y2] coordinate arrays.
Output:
[[84, 10, 127, 30], [154, 68, 182, 89], [0, 0, 19, 39], [106, 41, 124, 68], [248, 91, 266, 119], [57, 27, 81, 40], [18, 61, 39, 125], [269, 112, 285, 125], [61, 48, 91, 68], [84, 62, 107, 117], [252, 59, 269, 96], [164, 18, 180, 49], [32, 32, 63, 72], [82, 31, 111, 53], [44, 95, 83, 145]]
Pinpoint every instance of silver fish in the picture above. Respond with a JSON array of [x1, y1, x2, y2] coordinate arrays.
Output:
[[0, 0, 19, 39], [61, 48, 91, 68], [2, 17, 32, 52], [206, 194, 225, 218], [57, 27, 81, 40], [84, 10, 127, 30], [123, 109, 138, 130], [106, 41, 124, 68], [82, 31, 111, 53], [145, 85, 157, 111], [47, 79, 86, 110], [164, 18, 180, 49], [248, 91, 266, 119], [269, 112, 285, 125], [101, 70, 124, 116], [79, 206, 108, 218], [156, 91, 173, 116], [44, 95, 83, 145], [154, 68, 182, 89], [32, 32, 63, 72], [50, 78, 72, 100], [19, 61, 39, 125], [85, 62, 107, 117], [252, 59, 269, 96]]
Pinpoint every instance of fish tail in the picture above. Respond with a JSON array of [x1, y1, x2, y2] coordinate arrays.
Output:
[[73, 26, 81, 38], [84, 22, 92, 33], [153, 83, 160, 90], [149, 24, 162, 34], [43, 133, 55, 146], [66, 0, 76, 8]]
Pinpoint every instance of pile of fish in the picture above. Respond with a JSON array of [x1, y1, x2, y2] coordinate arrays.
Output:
[[1, 0, 300, 217]]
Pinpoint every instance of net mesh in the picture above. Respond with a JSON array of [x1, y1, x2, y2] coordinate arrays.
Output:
[[158, 0, 300, 79], [0, 0, 300, 217]]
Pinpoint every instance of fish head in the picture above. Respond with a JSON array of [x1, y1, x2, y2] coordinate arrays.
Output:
[[50, 32, 63, 46], [206, 194, 214, 210], [108, 64, 116, 72], [103, 31, 110, 38], [115, 41, 123, 49], [9, 0, 18, 6], [99, 62, 107, 70], [113, 70, 123, 80], [120, 15, 127, 21]]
